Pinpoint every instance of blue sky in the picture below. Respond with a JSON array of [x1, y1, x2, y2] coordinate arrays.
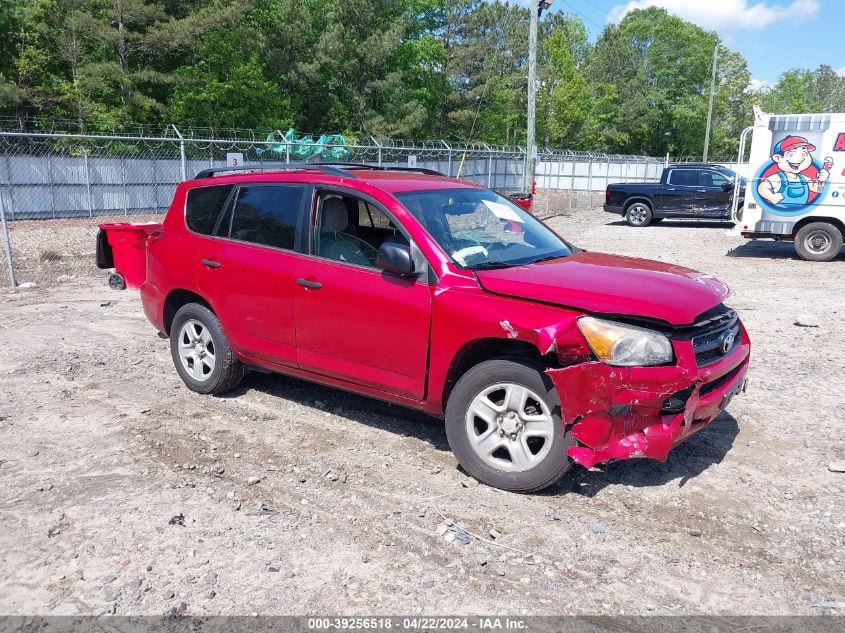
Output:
[[543, 0, 844, 88]]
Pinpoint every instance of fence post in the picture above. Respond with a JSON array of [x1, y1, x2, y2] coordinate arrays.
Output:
[[172, 124, 186, 181], [121, 155, 129, 216], [47, 154, 56, 219], [372, 137, 382, 166], [84, 153, 93, 218], [0, 188, 15, 287], [443, 141, 452, 177], [485, 144, 492, 187], [152, 149, 159, 214], [5, 154, 16, 220]]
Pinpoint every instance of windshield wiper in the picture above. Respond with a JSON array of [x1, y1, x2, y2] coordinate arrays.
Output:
[[466, 261, 515, 270], [525, 253, 567, 265]]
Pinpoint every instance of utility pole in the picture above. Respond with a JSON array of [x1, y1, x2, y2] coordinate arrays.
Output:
[[524, 0, 553, 194], [524, 0, 539, 194], [703, 43, 719, 163]]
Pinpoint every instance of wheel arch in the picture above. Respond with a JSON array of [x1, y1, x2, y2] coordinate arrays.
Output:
[[623, 196, 653, 212], [163, 288, 214, 335], [442, 337, 551, 409], [791, 216, 845, 239]]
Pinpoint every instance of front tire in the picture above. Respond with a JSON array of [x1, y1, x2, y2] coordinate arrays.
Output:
[[445, 359, 573, 493], [625, 202, 653, 227], [170, 303, 244, 395], [794, 222, 842, 262]]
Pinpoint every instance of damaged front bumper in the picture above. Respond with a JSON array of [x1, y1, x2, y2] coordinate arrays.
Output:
[[546, 332, 750, 469]]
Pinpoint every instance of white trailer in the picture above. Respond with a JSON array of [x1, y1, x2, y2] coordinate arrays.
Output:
[[730, 106, 845, 261]]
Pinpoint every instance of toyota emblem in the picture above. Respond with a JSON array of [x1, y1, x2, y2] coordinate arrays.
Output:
[[720, 331, 735, 354]]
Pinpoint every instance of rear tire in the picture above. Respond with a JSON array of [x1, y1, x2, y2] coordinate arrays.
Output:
[[625, 202, 653, 227], [445, 358, 573, 493], [170, 303, 244, 395], [794, 222, 843, 262]]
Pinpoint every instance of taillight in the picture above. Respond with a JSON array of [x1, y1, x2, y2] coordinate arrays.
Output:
[[605, 188, 611, 200]]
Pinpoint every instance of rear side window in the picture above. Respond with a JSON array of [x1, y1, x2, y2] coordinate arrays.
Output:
[[230, 185, 304, 250], [185, 185, 233, 235], [668, 169, 699, 186]]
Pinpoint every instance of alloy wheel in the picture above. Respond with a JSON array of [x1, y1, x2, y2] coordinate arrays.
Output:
[[465, 382, 554, 472], [177, 319, 216, 382]]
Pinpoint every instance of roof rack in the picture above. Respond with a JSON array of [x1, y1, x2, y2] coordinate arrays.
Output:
[[313, 163, 446, 177], [194, 163, 356, 179], [194, 162, 448, 180]]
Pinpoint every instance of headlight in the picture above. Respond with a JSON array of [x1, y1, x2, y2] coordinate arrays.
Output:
[[577, 317, 674, 367]]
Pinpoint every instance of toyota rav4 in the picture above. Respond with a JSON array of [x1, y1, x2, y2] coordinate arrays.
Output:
[[97, 164, 750, 492]]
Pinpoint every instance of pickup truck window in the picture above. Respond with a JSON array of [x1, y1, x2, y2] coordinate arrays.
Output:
[[701, 171, 729, 188], [396, 188, 571, 269], [668, 169, 699, 186], [185, 185, 234, 235], [230, 185, 304, 250]]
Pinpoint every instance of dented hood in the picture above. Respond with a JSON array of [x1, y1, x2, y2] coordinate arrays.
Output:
[[475, 252, 730, 325]]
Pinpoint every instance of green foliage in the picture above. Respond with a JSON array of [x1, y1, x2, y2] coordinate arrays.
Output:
[[0, 0, 839, 158]]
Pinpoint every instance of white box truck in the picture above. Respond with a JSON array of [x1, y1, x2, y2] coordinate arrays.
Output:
[[730, 106, 845, 261]]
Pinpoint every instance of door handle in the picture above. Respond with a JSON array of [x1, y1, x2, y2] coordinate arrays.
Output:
[[696, 189, 707, 193], [296, 278, 322, 289], [201, 259, 221, 268]]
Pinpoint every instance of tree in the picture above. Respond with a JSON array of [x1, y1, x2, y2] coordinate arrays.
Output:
[[0, 0, 25, 116], [443, 0, 528, 144], [759, 69, 820, 114], [588, 7, 726, 157], [0, 0, 840, 156], [541, 29, 589, 147]]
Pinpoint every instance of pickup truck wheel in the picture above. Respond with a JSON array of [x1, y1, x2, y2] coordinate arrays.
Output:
[[170, 303, 244, 395], [794, 222, 843, 262], [445, 359, 573, 493], [625, 202, 653, 227]]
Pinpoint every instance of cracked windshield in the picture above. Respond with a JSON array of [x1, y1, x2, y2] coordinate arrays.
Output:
[[396, 188, 572, 269]]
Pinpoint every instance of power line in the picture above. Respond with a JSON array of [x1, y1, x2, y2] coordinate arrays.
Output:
[[557, 0, 604, 31]]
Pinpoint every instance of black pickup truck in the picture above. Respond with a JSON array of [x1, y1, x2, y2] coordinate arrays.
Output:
[[604, 163, 745, 227]]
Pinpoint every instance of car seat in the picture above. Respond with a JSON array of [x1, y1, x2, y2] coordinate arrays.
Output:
[[318, 197, 378, 266]]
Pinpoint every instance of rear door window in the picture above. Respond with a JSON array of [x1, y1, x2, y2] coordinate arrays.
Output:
[[668, 169, 699, 186], [185, 185, 234, 235], [229, 185, 305, 251]]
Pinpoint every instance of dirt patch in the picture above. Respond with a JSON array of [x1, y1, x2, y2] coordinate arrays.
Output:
[[0, 207, 842, 616]]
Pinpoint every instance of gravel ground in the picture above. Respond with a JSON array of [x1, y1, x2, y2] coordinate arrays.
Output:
[[0, 204, 843, 617]]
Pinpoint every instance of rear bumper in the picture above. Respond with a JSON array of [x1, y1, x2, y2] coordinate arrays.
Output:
[[546, 325, 750, 469], [603, 203, 624, 215]]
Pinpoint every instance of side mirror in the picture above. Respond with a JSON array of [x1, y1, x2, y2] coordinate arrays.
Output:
[[376, 242, 415, 277], [722, 182, 734, 191]]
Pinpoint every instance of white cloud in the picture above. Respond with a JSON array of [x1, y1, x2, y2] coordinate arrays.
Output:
[[608, 0, 820, 31], [746, 78, 772, 92], [837, 65, 845, 77]]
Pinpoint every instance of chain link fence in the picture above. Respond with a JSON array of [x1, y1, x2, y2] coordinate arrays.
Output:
[[0, 128, 663, 287]]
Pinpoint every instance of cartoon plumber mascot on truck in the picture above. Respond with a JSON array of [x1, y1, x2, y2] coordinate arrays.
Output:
[[756, 135, 832, 211]]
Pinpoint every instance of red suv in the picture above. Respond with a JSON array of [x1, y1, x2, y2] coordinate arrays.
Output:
[[98, 164, 750, 492]]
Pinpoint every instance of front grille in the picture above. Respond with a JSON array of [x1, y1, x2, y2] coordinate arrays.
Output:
[[689, 308, 741, 367], [699, 365, 742, 396]]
